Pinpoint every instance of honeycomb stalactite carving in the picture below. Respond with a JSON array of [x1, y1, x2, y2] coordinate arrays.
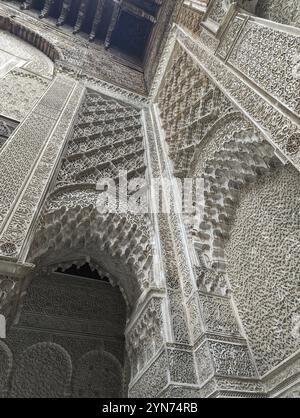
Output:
[[30, 90, 152, 309], [29, 206, 152, 308], [126, 298, 164, 378], [0, 0, 299, 398], [55, 91, 146, 189], [192, 130, 279, 271], [157, 47, 234, 178]]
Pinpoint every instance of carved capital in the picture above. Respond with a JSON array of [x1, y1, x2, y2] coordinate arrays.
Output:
[[0, 270, 33, 327], [126, 297, 164, 378], [0, 275, 18, 321], [195, 266, 229, 296]]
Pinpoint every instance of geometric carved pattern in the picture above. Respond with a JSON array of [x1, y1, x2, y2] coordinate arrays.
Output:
[[0, 76, 77, 259], [72, 350, 123, 398], [157, 46, 234, 178], [256, 0, 300, 27], [225, 164, 300, 375], [229, 20, 300, 117], [126, 298, 163, 378], [208, 0, 227, 24], [0, 0, 298, 399], [198, 292, 240, 336], [0, 69, 50, 121], [209, 340, 257, 378], [0, 111, 52, 238], [29, 206, 152, 309], [196, 338, 257, 384], [129, 351, 168, 398], [193, 129, 279, 271], [3, 269, 128, 397], [175, 26, 300, 170], [55, 90, 146, 189], [176, 5, 204, 34], [0, 29, 54, 78], [155, 27, 292, 397], [29, 90, 152, 309], [10, 342, 72, 398]]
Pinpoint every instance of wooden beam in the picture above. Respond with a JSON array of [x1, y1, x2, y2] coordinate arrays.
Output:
[[56, 0, 72, 26], [104, 1, 122, 49], [20, 0, 34, 10], [73, 0, 88, 34], [39, 0, 55, 19], [122, 1, 157, 23], [89, 0, 105, 42]]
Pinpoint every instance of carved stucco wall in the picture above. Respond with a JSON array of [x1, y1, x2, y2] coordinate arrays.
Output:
[[3, 272, 127, 398], [10, 342, 72, 398], [73, 350, 123, 398], [0, 68, 50, 121], [0, 0, 299, 399], [156, 36, 300, 396], [0, 29, 54, 77], [157, 44, 235, 179], [144, 0, 183, 91], [0, 23, 154, 396], [0, 341, 12, 398], [256, 1, 300, 28], [0, 2, 147, 95], [225, 163, 300, 376], [176, 4, 204, 34], [205, 1, 300, 28], [0, 116, 18, 150], [0, 29, 53, 121]]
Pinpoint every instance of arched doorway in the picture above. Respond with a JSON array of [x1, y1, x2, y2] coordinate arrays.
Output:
[[5, 262, 129, 398]]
